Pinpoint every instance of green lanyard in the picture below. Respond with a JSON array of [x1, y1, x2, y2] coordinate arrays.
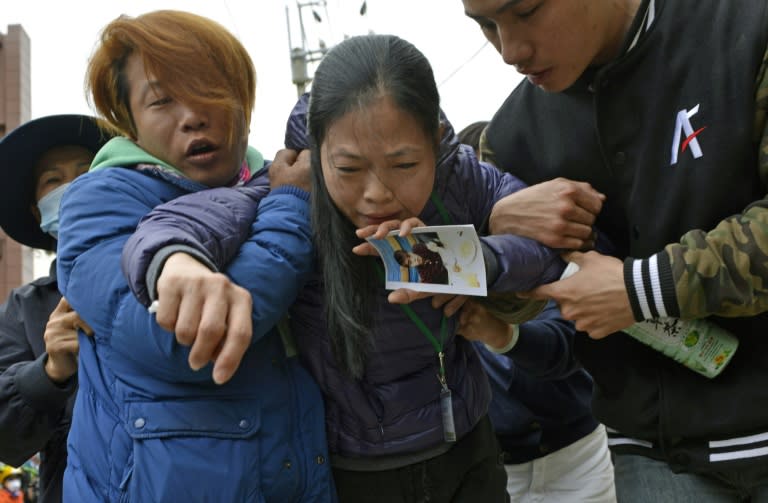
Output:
[[429, 191, 452, 228], [376, 190, 454, 385], [374, 263, 450, 385], [403, 303, 449, 386]]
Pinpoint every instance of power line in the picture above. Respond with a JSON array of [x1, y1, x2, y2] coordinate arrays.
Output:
[[221, 0, 240, 38], [437, 40, 489, 88]]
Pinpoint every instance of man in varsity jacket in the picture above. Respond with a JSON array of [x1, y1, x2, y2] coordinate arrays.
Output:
[[462, 0, 768, 499]]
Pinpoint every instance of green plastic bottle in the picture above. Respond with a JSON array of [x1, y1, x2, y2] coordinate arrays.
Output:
[[560, 263, 738, 378], [622, 318, 738, 378]]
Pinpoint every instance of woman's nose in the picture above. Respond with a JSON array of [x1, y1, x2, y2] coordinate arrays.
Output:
[[362, 170, 394, 203]]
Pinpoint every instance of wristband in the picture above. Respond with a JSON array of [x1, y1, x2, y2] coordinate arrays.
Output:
[[485, 324, 519, 354]]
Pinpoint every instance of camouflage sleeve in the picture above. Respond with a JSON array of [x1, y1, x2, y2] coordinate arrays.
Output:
[[624, 44, 768, 321]]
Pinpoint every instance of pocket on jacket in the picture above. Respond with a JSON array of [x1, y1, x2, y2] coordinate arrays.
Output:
[[119, 399, 266, 503]]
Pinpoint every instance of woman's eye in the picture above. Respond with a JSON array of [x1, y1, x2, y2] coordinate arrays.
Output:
[[395, 163, 417, 170], [150, 96, 172, 107]]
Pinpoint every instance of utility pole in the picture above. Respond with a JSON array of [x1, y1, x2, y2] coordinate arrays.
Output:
[[285, 1, 369, 97], [285, 1, 331, 97]]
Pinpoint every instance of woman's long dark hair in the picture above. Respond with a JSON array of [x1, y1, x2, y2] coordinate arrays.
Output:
[[308, 34, 441, 378]]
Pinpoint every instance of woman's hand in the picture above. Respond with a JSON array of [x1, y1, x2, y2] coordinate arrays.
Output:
[[388, 291, 469, 317], [457, 300, 514, 349], [353, 217, 427, 256], [353, 217, 467, 316]]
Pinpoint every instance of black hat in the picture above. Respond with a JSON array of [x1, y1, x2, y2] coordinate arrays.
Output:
[[0, 115, 111, 251]]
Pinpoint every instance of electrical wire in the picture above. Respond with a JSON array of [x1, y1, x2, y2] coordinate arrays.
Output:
[[437, 40, 489, 88], [221, 0, 241, 38]]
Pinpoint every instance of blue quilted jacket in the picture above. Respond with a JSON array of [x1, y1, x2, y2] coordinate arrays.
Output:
[[56, 139, 334, 502]]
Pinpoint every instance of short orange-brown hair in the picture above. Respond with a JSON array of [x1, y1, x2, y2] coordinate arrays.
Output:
[[86, 10, 256, 148]]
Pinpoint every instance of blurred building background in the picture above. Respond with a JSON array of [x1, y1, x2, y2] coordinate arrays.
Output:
[[0, 24, 37, 302]]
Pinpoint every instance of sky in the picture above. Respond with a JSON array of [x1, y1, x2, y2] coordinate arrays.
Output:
[[1, 0, 523, 157]]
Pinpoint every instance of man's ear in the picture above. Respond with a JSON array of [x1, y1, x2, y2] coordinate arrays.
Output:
[[30, 203, 41, 225]]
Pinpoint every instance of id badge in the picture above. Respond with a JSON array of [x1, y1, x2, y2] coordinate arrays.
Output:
[[440, 387, 457, 443]]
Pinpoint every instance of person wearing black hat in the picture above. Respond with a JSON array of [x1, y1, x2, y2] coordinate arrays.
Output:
[[0, 114, 110, 503]]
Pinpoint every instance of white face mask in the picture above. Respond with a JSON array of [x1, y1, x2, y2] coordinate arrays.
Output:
[[4, 479, 21, 493], [37, 182, 71, 239]]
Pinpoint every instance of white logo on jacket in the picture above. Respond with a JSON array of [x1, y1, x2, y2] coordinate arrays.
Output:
[[670, 104, 706, 165]]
